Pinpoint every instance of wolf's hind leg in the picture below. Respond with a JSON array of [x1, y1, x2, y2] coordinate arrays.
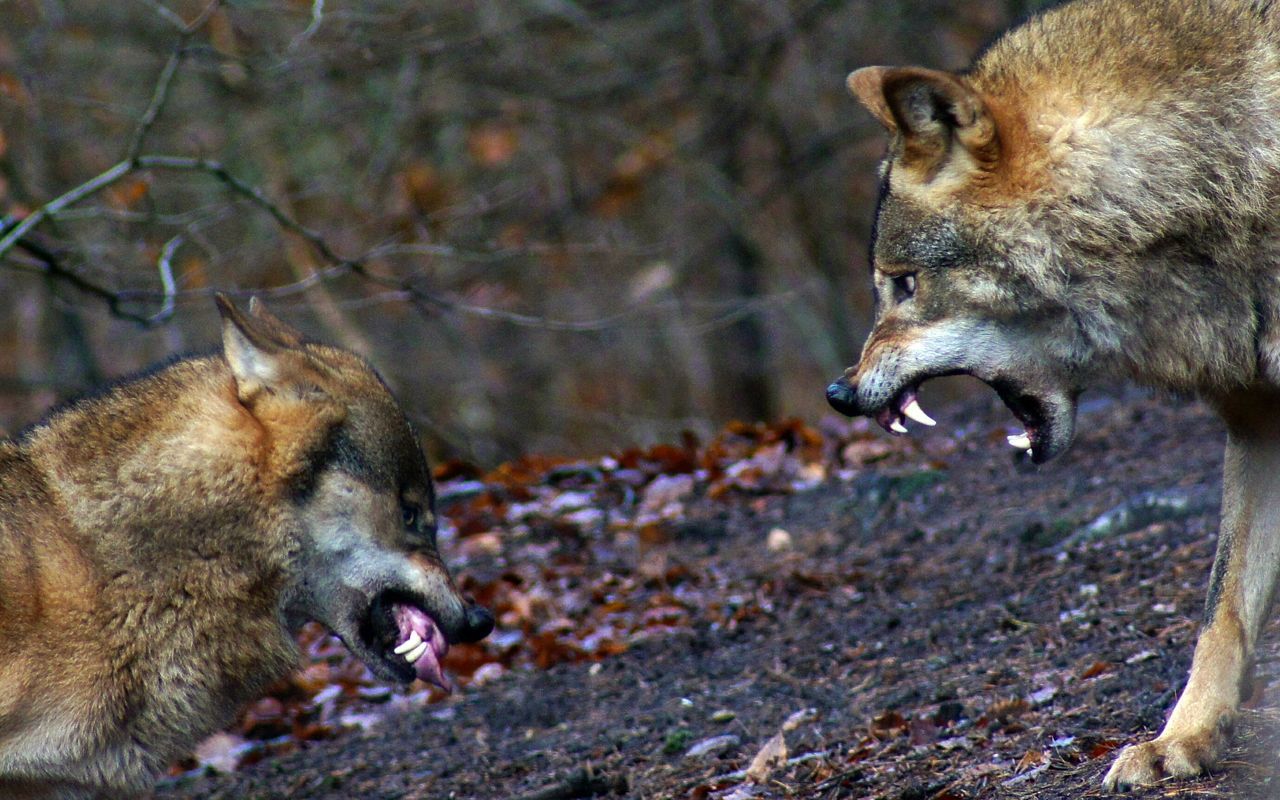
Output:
[[1104, 397, 1280, 791]]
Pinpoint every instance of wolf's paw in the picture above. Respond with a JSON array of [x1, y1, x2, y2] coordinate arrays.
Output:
[[1101, 734, 1217, 792]]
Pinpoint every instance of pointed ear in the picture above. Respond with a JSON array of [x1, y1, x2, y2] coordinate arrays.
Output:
[[216, 294, 290, 399], [848, 66, 998, 173], [848, 66, 899, 131], [216, 295, 345, 491], [247, 296, 304, 347]]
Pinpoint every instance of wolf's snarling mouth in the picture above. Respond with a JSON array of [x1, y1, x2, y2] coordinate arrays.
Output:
[[390, 603, 451, 689], [360, 591, 453, 690], [830, 369, 1073, 465]]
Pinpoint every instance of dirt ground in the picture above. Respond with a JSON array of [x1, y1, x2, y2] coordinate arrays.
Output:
[[156, 390, 1280, 799]]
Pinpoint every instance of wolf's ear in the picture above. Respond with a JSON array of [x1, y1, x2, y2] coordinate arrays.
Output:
[[216, 294, 345, 490], [247, 296, 305, 347], [216, 294, 295, 400], [848, 66, 998, 174]]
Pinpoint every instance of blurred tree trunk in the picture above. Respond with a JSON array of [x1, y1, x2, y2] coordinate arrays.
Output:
[[716, 170, 773, 423]]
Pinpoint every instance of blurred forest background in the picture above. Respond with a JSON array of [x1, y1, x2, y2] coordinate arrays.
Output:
[[0, 0, 1049, 465]]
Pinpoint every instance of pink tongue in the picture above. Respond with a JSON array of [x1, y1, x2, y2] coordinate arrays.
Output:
[[392, 604, 452, 691]]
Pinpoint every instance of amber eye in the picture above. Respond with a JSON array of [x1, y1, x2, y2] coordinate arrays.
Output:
[[892, 273, 917, 303], [402, 505, 420, 530]]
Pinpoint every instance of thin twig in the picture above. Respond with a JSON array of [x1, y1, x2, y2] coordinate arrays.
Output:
[[408, 293, 648, 332], [0, 218, 157, 326], [0, 147, 800, 333], [136, 155, 352, 267], [182, 0, 223, 34], [0, 161, 133, 262], [0, 0, 226, 308], [288, 0, 325, 51], [150, 234, 181, 324], [126, 0, 223, 162], [139, 0, 188, 31], [47, 154, 674, 332], [124, 49, 185, 163]]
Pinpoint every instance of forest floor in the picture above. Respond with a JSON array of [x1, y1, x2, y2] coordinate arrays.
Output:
[[156, 390, 1280, 800]]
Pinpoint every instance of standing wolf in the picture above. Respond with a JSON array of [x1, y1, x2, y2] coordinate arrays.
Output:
[[826, 0, 1280, 790], [0, 297, 493, 799]]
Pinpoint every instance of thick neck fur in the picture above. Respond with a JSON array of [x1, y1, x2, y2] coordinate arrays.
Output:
[[0, 355, 303, 791], [21, 357, 294, 574], [972, 0, 1280, 394]]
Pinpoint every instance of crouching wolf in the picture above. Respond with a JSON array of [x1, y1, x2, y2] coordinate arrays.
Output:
[[0, 297, 493, 799], [827, 0, 1280, 790]]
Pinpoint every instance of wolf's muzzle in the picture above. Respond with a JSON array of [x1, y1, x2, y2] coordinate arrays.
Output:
[[826, 377, 860, 417]]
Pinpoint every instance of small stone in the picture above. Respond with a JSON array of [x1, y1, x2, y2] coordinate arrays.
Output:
[[710, 709, 736, 723], [767, 527, 793, 552], [1028, 686, 1057, 707]]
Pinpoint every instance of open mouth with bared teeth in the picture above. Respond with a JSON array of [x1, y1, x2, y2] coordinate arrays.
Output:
[[357, 589, 453, 691], [858, 372, 1073, 465]]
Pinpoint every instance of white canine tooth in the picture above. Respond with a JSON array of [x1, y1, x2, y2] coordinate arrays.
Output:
[[405, 640, 429, 664], [889, 419, 908, 434], [1007, 432, 1032, 450], [394, 631, 423, 655], [902, 399, 936, 427]]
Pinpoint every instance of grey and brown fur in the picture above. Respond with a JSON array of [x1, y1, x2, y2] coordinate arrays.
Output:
[[828, 0, 1280, 790], [0, 297, 493, 799]]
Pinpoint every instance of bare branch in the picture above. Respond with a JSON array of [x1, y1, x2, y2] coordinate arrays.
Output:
[[141, 0, 222, 36], [149, 234, 181, 325], [407, 293, 646, 332], [0, 218, 158, 326], [0, 137, 799, 335], [124, 48, 184, 164], [182, 0, 223, 35], [0, 146, 717, 331], [136, 155, 350, 265], [126, 0, 223, 162], [138, 0, 187, 31], [288, 0, 326, 51], [0, 161, 134, 262]]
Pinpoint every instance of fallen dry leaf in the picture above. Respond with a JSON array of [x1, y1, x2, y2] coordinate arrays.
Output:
[[745, 731, 787, 784]]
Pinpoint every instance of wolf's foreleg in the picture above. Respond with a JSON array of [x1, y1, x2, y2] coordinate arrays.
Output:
[[1104, 396, 1280, 790]]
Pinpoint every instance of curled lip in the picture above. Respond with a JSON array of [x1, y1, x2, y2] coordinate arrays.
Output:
[[355, 588, 453, 690], [827, 369, 1076, 464]]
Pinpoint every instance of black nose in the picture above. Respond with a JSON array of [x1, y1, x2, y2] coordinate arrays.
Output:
[[826, 379, 860, 417], [457, 604, 495, 643]]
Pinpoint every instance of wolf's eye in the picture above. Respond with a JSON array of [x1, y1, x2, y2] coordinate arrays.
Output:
[[402, 505, 420, 530], [892, 273, 917, 303]]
